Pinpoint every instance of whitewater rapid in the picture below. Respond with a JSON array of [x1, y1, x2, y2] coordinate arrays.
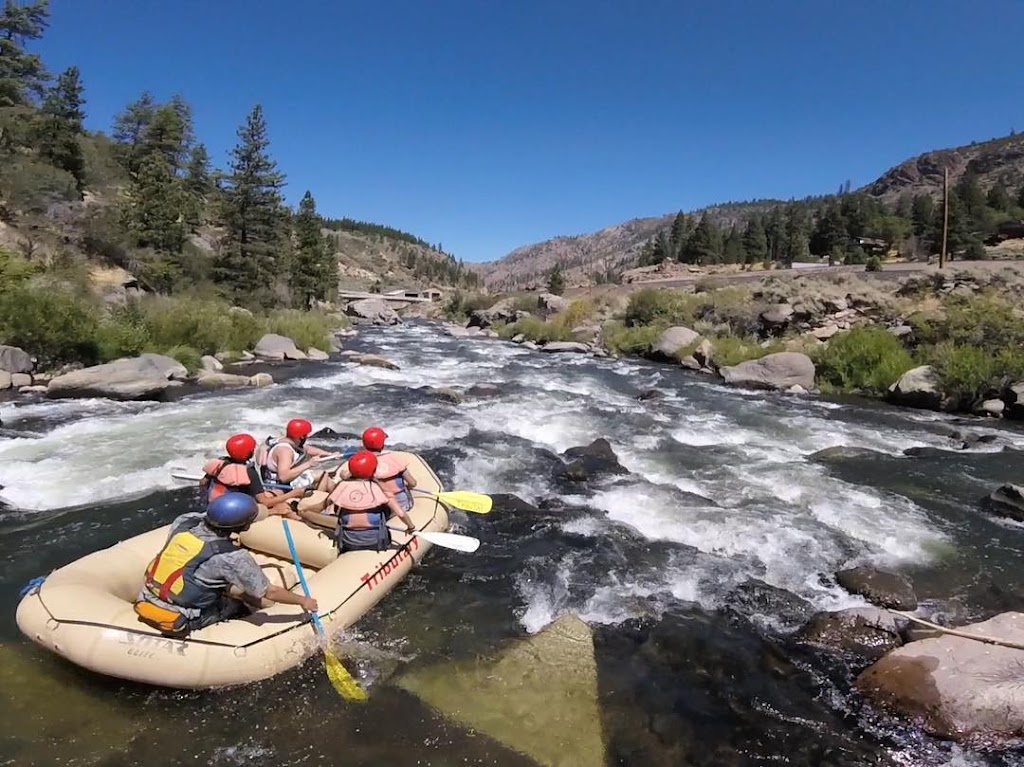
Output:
[[2, 322, 1021, 635]]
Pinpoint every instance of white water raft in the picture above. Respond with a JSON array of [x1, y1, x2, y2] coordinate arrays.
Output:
[[15, 452, 448, 689]]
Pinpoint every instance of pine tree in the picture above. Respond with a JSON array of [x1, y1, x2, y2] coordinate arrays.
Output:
[[35, 65, 85, 190], [895, 192, 914, 220], [765, 206, 786, 262], [987, 181, 1011, 212], [1018, 184, 1024, 210], [547, 263, 566, 295], [956, 170, 986, 224], [112, 92, 156, 172], [121, 153, 188, 287], [141, 102, 190, 173], [810, 201, 847, 257], [183, 142, 212, 227], [668, 211, 691, 259], [215, 104, 286, 304], [911, 194, 934, 237], [290, 190, 335, 308], [722, 225, 746, 264], [783, 205, 810, 265], [741, 216, 768, 264], [682, 213, 722, 264], [0, 0, 50, 107]]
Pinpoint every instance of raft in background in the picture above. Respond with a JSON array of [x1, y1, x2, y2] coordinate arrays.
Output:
[[15, 452, 449, 689]]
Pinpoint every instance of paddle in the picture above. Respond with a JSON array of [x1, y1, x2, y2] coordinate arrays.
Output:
[[281, 520, 368, 702], [170, 470, 203, 482], [388, 526, 481, 553], [412, 488, 493, 514]]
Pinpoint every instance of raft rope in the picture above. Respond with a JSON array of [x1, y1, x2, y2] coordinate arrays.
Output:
[[19, 576, 45, 599], [891, 609, 1024, 652]]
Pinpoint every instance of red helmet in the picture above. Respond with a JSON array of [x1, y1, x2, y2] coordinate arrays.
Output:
[[226, 433, 257, 462], [348, 450, 378, 480], [362, 427, 387, 452], [286, 418, 313, 441]]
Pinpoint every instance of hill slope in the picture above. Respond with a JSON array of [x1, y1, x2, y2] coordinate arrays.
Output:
[[478, 133, 1024, 290]]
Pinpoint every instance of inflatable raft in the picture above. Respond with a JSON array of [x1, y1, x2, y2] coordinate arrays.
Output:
[[16, 451, 448, 689]]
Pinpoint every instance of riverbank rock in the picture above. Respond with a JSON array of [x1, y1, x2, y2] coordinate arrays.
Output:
[[200, 355, 223, 373], [46, 354, 186, 401], [650, 326, 700, 362], [979, 399, 1005, 417], [344, 298, 399, 325], [887, 365, 947, 411], [254, 334, 305, 361], [835, 567, 918, 610], [759, 303, 794, 334], [726, 578, 815, 629], [468, 297, 518, 329], [538, 292, 570, 316], [0, 345, 33, 374], [1001, 381, 1024, 421], [541, 341, 590, 354], [983, 484, 1024, 522], [306, 348, 329, 361], [796, 607, 906, 662], [719, 352, 815, 391], [197, 372, 252, 389], [11, 373, 31, 388], [0, 371, 10, 389], [396, 614, 604, 767], [248, 372, 274, 388], [560, 438, 628, 482], [857, 611, 1024, 747]]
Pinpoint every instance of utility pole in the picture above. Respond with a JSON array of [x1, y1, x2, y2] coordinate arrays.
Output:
[[940, 167, 949, 270]]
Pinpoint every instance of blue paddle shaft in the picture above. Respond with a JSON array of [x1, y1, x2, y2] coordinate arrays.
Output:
[[282, 520, 326, 637]]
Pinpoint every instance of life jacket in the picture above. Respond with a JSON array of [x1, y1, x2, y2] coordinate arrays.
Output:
[[257, 437, 305, 484], [142, 527, 237, 610], [201, 458, 252, 502], [374, 452, 413, 511], [328, 480, 392, 552]]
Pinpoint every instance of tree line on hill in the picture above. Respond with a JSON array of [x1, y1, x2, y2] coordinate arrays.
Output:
[[638, 165, 1024, 270], [0, 0, 477, 310]]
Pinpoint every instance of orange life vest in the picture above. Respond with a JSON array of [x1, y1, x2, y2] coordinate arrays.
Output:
[[202, 458, 252, 502], [328, 480, 391, 530], [374, 452, 413, 511]]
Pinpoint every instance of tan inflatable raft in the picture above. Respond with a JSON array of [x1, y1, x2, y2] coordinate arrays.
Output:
[[16, 452, 448, 689]]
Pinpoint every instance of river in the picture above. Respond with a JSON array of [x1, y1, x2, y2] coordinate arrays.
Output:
[[2, 323, 1024, 766]]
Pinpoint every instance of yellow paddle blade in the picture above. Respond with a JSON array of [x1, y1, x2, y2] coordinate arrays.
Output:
[[324, 648, 368, 702], [435, 490, 492, 514]]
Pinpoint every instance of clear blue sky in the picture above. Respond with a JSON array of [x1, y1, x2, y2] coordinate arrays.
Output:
[[38, 0, 1024, 262]]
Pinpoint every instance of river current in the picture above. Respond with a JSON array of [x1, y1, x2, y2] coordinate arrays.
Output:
[[2, 322, 1024, 766]]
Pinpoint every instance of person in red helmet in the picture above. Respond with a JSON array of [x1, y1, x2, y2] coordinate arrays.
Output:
[[255, 418, 339, 491], [326, 450, 416, 553], [333, 427, 417, 511], [201, 433, 306, 517]]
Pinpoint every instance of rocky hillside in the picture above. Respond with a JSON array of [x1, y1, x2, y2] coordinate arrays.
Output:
[[479, 133, 1024, 290]]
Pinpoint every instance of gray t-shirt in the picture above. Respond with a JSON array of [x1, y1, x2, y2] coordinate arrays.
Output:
[[163, 513, 270, 600]]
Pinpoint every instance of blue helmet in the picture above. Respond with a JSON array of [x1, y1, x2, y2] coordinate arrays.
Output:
[[206, 492, 263, 529]]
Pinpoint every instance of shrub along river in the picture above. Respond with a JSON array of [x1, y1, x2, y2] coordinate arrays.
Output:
[[1, 322, 1023, 766]]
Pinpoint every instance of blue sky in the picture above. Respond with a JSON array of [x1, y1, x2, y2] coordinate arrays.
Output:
[[38, 0, 1024, 262]]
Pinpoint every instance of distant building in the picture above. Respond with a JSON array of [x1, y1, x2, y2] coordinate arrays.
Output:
[[382, 288, 444, 302]]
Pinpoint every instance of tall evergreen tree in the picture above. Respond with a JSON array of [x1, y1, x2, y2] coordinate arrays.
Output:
[[911, 194, 934, 238], [215, 104, 287, 304], [183, 142, 212, 227], [668, 211, 691, 259], [0, 0, 49, 107], [810, 201, 848, 257], [741, 216, 768, 264], [765, 206, 786, 262], [547, 264, 566, 295], [895, 192, 914, 220], [290, 190, 335, 308], [681, 213, 722, 264], [986, 181, 1011, 212], [956, 170, 986, 224], [722, 225, 746, 264], [141, 102, 190, 173], [35, 64, 85, 189], [783, 205, 810, 265], [121, 154, 188, 287], [112, 91, 156, 172]]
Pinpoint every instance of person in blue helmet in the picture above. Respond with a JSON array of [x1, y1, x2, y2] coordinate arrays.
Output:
[[134, 493, 318, 636]]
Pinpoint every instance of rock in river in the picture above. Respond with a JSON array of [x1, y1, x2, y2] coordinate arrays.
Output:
[[46, 354, 186, 402], [719, 352, 815, 391], [835, 566, 918, 610], [795, 607, 906, 662], [560, 438, 628, 482], [983, 484, 1024, 522]]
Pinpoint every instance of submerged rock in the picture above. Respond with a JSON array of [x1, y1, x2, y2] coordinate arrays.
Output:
[[725, 579, 815, 629], [541, 341, 590, 354], [345, 353, 399, 370], [983, 484, 1024, 522], [719, 352, 815, 391], [637, 389, 665, 402], [857, 611, 1024, 747], [809, 446, 888, 463], [467, 383, 504, 398], [795, 607, 906, 662], [395, 614, 605, 767], [430, 387, 464, 404], [835, 566, 918, 610], [560, 438, 629, 482]]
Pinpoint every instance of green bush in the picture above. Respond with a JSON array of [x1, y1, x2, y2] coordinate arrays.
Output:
[[0, 247, 41, 286], [264, 309, 334, 352], [443, 291, 498, 321], [917, 294, 1024, 351], [95, 306, 151, 361], [814, 326, 914, 393], [711, 336, 782, 368], [924, 343, 1024, 409], [623, 288, 695, 328], [602, 322, 662, 356], [0, 283, 100, 367], [502, 315, 573, 344], [865, 256, 883, 272], [164, 344, 202, 373]]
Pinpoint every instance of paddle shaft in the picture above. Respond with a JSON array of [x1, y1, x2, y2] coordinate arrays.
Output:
[[282, 520, 326, 637], [386, 526, 480, 552]]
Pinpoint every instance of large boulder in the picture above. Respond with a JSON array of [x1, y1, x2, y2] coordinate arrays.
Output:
[[537, 292, 570, 316], [46, 354, 186, 401], [560, 438, 629, 482], [344, 298, 399, 325], [248, 372, 274, 388], [795, 607, 906, 662], [835, 566, 918, 610], [650, 326, 700, 362], [983, 484, 1024, 522], [0, 371, 10, 390], [1002, 381, 1024, 421], [887, 365, 947, 411], [253, 334, 305, 361], [468, 297, 518, 329], [541, 342, 590, 354], [197, 372, 253, 389], [200, 355, 223, 373], [856, 611, 1024, 746], [0, 345, 33, 374], [759, 303, 794, 334], [306, 347, 330, 361], [719, 352, 815, 391]]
